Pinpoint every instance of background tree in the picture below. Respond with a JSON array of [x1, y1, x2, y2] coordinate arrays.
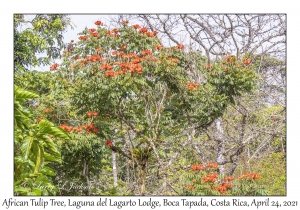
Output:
[[107, 14, 286, 194]]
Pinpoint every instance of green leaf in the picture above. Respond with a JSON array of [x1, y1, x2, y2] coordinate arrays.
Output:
[[41, 126, 71, 140], [14, 186, 29, 195], [15, 85, 39, 100], [44, 152, 62, 163], [21, 136, 34, 160], [40, 166, 56, 176]]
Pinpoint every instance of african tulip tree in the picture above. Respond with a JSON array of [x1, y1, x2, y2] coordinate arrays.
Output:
[[56, 20, 258, 195]]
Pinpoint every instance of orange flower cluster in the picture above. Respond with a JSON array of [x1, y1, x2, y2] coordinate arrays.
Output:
[[145, 31, 158, 37], [78, 35, 88, 41], [238, 173, 260, 180], [122, 20, 129, 25], [106, 29, 119, 37], [88, 28, 96, 33], [106, 140, 113, 147], [103, 62, 143, 77], [154, 45, 164, 50], [94, 20, 104, 26], [88, 28, 100, 38], [206, 64, 211, 69], [139, 27, 148, 33], [86, 55, 102, 62], [186, 82, 199, 91], [139, 27, 158, 37], [191, 164, 204, 171], [133, 24, 141, 29], [132, 58, 142, 64], [213, 175, 235, 194], [223, 176, 235, 182], [59, 123, 99, 134], [91, 32, 100, 38], [214, 182, 233, 194], [85, 123, 98, 134], [244, 59, 251, 65], [36, 117, 43, 122], [104, 71, 115, 77], [168, 57, 179, 63], [100, 63, 113, 71], [113, 52, 138, 59], [185, 185, 195, 190], [87, 111, 98, 117], [141, 49, 152, 56], [205, 162, 219, 169], [202, 173, 218, 183], [176, 44, 185, 50], [79, 55, 102, 66], [50, 63, 59, 71], [59, 123, 83, 133]]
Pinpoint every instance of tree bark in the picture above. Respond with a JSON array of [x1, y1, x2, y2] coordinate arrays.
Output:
[[215, 117, 225, 176], [112, 151, 118, 187], [138, 164, 146, 195]]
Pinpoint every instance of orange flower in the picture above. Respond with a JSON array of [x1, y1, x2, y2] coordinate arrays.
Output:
[[104, 71, 115, 77], [90, 32, 100, 38], [78, 35, 88, 40], [206, 64, 211, 69], [50, 63, 59, 71], [100, 64, 113, 71], [244, 59, 251, 65], [191, 164, 204, 171], [88, 28, 96, 33], [141, 49, 152, 56], [176, 44, 185, 50], [223, 176, 235, 182], [168, 57, 179, 63], [185, 185, 195, 190], [248, 173, 260, 180], [133, 24, 141, 29], [106, 140, 113, 147], [238, 172, 259, 180], [36, 117, 43, 122], [139, 27, 148, 33], [94, 20, 104, 26], [214, 185, 227, 194], [154, 45, 164, 50], [186, 82, 199, 91], [122, 20, 129, 25], [205, 162, 219, 169], [202, 173, 218, 183]]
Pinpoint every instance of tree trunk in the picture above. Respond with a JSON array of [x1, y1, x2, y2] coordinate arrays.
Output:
[[112, 151, 118, 187], [138, 164, 147, 195], [215, 117, 225, 176], [162, 173, 167, 195]]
